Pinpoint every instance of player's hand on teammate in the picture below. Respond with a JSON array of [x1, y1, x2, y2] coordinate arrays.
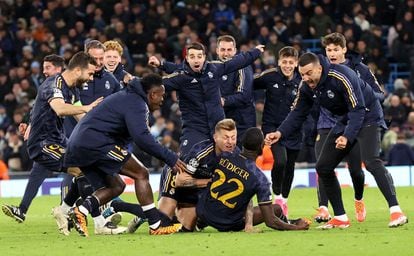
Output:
[[264, 131, 281, 145], [172, 158, 187, 174], [175, 171, 193, 187], [175, 171, 189, 186], [255, 44, 265, 53], [84, 96, 104, 112], [148, 56, 161, 68], [335, 135, 348, 150]]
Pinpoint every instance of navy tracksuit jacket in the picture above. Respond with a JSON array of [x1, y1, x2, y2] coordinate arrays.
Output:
[[278, 55, 385, 144]]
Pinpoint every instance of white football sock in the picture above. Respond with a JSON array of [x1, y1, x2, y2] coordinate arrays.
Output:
[[334, 214, 348, 221], [93, 215, 106, 228], [389, 205, 402, 214]]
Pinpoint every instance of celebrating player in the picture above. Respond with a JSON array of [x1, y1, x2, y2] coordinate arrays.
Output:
[[159, 118, 238, 231], [313, 32, 385, 223], [2, 52, 101, 223], [265, 53, 407, 229], [65, 74, 185, 237], [149, 42, 264, 155], [253, 46, 303, 217], [196, 127, 309, 232]]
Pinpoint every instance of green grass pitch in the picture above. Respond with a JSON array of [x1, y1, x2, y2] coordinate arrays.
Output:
[[0, 187, 413, 256]]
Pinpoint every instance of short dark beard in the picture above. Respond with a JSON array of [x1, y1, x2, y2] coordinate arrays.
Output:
[[74, 79, 87, 88]]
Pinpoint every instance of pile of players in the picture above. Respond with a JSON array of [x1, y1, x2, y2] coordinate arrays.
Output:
[[2, 32, 408, 236]]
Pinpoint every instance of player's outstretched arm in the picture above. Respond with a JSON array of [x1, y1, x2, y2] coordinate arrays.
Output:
[[83, 96, 103, 112], [50, 96, 103, 120], [255, 44, 265, 53], [73, 97, 104, 121], [49, 98, 90, 117], [219, 45, 264, 76], [260, 204, 309, 231], [149, 56, 180, 74]]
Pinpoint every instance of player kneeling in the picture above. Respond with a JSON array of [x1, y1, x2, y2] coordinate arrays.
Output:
[[195, 128, 309, 232]]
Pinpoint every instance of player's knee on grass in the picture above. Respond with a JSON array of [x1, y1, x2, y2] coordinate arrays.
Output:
[[177, 205, 197, 231], [158, 196, 177, 218]]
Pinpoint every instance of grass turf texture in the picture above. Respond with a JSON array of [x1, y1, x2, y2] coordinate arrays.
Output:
[[0, 187, 412, 256]]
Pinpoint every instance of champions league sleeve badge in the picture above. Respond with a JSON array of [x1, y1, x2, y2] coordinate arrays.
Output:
[[187, 158, 199, 174], [53, 88, 63, 98]]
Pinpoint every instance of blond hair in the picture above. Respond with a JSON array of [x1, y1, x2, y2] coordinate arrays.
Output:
[[103, 40, 123, 56], [215, 118, 236, 133]]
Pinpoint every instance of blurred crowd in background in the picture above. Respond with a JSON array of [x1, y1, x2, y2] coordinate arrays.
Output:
[[0, 0, 414, 178]]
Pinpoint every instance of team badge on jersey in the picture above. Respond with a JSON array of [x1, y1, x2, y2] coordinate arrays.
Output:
[[169, 188, 175, 195], [208, 71, 213, 78], [327, 90, 335, 99], [82, 83, 88, 90], [273, 83, 279, 88], [222, 75, 228, 81], [105, 80, 110, 89]]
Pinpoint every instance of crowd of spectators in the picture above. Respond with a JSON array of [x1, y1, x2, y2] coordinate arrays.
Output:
[[0, 0, 414, 177]]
